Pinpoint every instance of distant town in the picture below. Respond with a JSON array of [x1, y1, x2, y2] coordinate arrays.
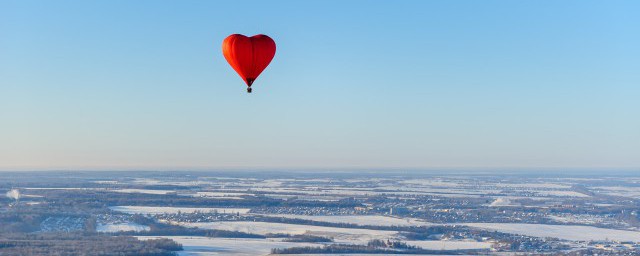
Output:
[[2, 170, 640, 255]]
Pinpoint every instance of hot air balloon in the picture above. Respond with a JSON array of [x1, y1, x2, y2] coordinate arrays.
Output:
[[222, 34, 276, 93]]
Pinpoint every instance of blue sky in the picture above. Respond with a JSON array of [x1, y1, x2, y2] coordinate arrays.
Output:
[[1, 0, 638, 170]]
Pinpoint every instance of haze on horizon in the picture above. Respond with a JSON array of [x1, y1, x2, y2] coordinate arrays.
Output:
[[1, 1, 639, 171]]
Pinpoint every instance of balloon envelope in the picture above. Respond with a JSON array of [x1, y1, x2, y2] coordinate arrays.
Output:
[[222, 34, 276, 91]]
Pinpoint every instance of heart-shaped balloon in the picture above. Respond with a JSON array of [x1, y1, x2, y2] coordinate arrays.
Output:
[[222, 34, 276, 93]]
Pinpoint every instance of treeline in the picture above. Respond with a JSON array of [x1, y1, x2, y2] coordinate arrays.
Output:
[[271, 239, 478, 255], [249, 215, 462, 236], [282, 234, 332, 243], [0, 232, 181, 256]]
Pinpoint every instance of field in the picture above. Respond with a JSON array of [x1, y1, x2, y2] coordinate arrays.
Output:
[[137, 236, 317, 256], [173, 221, 399, 244], [97, 222, 150, 233], [4, 171, 640, 255]]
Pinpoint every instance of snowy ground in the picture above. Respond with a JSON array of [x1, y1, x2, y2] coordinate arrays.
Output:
[[250, 187, 487, 198], [136, 236, 317, 256], [404, 240, 493, 250], [535, 190, 590, 197], [493, 183, 571, 189], [178, 191, 249, 200], [111, 189, 176, 195], [172, 221, 399, 244], [187, 192, 251, 197], [136, 236, 488, 255], [23, 187, 96, 190], [462, 223, 640, 242], [97, 222, 150, 233], [488, 198, 520, 207], [593, 186, 640, 199], [260, 214, 433, 227], [109, 206, 250, 215]]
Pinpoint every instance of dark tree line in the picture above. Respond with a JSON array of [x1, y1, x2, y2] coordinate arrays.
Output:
[[0, 232, 181, 256], [282, 234, 333, 243], [271, 239, 480, 254]]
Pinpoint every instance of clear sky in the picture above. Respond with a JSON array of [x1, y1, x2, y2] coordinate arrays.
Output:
[[1, 1, 638, 170]]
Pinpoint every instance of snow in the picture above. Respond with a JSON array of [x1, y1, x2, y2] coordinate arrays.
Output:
[[22, 194, 44, 198], [140, 236, 487, 256], [593, 186, 640, 199], [97, 222, 150, 233], [6, 189, 21, 201], [489, 198, 520, 207], [405, 240, 493, 250], [494, 183, 571, 189], [23, 187, 94, 190], [190, 192, 250, 197], [261, 214, 433, 227], [180, 192, 250, 199], [109, 206, 250, 215], [399, 179, 463, 187], [137, 236, 317, 256], [173, 221, 398, 244], [131, 178, 213, 186], [250, 187, 486, 198], [535, 191, 590, 197], [93, 180, 119, 184], [462, 223, 640, 242], [112, 189, 176, 195]]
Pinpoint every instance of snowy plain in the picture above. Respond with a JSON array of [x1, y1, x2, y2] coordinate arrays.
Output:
[[137, 236, 317, 256], [97, 222, 150, 233], [172, 221, 399, 244]]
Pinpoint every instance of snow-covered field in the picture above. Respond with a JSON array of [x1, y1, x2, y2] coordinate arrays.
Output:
[[189, 192, 250, 197], [179, 192, 249, 200], [137, 236, 489, 256], [111, 189, 176, 195], [23, 187, 96, 190], [593, 186, 640, 199], [535, 190, 590, 197], [493, 183, 571, 189], [260, 214, 433, 227], [130, 178, 213, 186], [97, 222, 150, 233], [173, 221, 398, 244], [488, 198, 519, 207], [462, 223, 640, 242], [137, 236, 317, 256], [250, 187, 486, 198], [405, 240, 493, 250], [110, 206, 250, 215]]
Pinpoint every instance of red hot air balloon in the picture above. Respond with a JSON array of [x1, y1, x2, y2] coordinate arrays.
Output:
[[222, 34, 276, 93]]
